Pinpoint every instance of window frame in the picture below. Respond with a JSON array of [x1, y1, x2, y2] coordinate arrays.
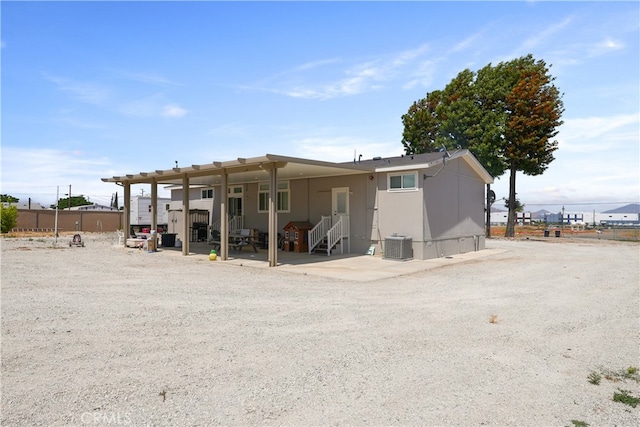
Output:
[[258, 181, 290, 213], [201, 188, 214, 200], [387, 171, 419, 192]]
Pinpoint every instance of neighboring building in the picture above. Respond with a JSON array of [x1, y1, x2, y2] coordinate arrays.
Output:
[[71, 203, 118, 211], [596, 212, 640, 226], [130, 196, 170, 231], [491, 212, 532, 225], [104, 150, 493, 262], [2, 201, 45, 210]]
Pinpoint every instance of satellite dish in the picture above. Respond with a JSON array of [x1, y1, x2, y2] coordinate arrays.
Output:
[[488, 190, 496, 205]]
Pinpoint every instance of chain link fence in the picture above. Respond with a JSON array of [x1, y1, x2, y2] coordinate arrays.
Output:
[[571, 227, 640, 242]]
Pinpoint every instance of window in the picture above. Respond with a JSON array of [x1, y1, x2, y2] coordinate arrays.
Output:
[[227, 186, 243, 217], [388, 172, 418, 191], [258, 182, 290, 212], [201, 189, 214, 199]]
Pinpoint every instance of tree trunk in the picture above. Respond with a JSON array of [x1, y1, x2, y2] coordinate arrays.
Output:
[[485, 184, 492, 238], [505, 165, 517, 237]]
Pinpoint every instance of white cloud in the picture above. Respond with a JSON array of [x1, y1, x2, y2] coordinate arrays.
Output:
[[291, 136, 402, 162], [44, 74, 111, 105], [258, 44, 433, 100], [557, 113, 640, 152], [294, 58, 341, 72], [517, 16, 574, 52], [115, 70, 182, 86], [119, 94, 186, 118], [402, 59, 439, 90], [0, 147, 114, 206], [390, 43, 430, 67], [452, 32, 483, 53], [588, 37, 625, 57], [162, 104, 187, 118]]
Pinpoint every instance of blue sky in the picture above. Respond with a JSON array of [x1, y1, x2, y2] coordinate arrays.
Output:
[[2, 1, 638, 212]]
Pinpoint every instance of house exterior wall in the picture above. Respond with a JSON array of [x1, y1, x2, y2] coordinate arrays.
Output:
[[375, 157, 485, 260], [305, 173, 372, 254], [165, 156, 487, 258], [420, 158, 485, 259], [375, 171, 424, 257]]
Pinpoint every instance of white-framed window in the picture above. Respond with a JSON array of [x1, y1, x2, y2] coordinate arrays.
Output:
[[258, 181, 290, 213], [227, 185, 243, 217], [201, 189, 214, 199], [388, 172, 418, 191]]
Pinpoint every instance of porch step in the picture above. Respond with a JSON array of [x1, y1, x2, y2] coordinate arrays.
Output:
[[312, 239, 339, 255]]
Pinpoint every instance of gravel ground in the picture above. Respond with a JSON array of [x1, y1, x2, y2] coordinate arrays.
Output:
[[1, 233, 639, 426]]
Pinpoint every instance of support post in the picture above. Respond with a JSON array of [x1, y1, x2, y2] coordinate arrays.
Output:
[[182, 175, 190, 255], [123, 183, 131, 247], [268, 164, 278, 267], [150, 179, 158, 234], [220, 170, 228, 261]]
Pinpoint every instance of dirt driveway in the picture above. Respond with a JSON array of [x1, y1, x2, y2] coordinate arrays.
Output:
[[1, 234, 638, 426]]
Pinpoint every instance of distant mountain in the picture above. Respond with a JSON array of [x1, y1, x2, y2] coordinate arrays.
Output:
[[532, 209, 552, 220], [603, 203, 640, 214]]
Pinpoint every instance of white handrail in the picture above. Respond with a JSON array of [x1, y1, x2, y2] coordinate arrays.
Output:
[[326, 215, 350, 255], [308, 215, 331, 254], [326, 219, 340, 256], [229, 215, 244, 233]]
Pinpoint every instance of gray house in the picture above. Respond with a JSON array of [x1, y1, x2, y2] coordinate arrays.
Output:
[[103, 149, 492, 266]]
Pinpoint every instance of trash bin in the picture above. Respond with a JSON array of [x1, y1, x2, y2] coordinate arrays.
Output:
[[162, 233, 176, 248], [544, 229, 550, 237], [146, 237, 156, 252], [555, 229, 561, 237]]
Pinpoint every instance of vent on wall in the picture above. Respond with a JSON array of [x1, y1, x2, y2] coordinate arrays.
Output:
[[384, 235, 413, 260]]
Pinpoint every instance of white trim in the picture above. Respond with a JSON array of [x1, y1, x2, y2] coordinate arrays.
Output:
[[387, 171, 419, 192], [258, 181, 290, 213]]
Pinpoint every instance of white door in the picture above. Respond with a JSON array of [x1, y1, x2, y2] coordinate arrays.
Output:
[[332, 187, 349, 224]]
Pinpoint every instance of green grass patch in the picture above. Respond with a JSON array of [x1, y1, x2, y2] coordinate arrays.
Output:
[[587, 372, 601, 385], [596, 366, 639, 383], [613, 389, 640, 408]]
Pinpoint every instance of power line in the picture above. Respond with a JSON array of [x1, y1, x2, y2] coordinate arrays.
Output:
[[524, 201, 638, 206]]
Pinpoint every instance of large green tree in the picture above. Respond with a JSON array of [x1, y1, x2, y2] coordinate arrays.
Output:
[[1, 194, 20, 203], [401, 54, 563, 237], [50, 195, 91, 210]]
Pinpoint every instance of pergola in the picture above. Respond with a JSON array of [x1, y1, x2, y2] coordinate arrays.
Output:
[[102, 154, 369, 266]]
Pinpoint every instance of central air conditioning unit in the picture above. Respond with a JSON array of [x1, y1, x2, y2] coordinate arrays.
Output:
[[384, 235, 413, 260]]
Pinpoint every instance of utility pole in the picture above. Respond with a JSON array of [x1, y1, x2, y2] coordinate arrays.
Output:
[[68, 185, 72, 210], [54, 186, 59, 242]]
